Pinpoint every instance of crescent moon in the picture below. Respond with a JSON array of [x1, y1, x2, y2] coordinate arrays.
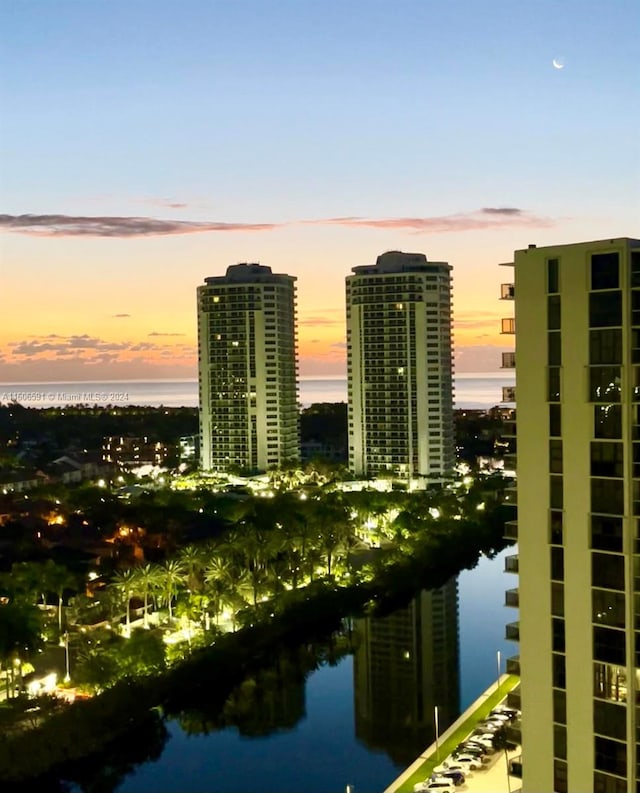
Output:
[[552, 58, 564, 70]]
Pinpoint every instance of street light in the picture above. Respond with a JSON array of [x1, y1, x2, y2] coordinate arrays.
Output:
[[434, 705, 440, 761], [63, 631, 70, 683], [496, 649, 502, 693]]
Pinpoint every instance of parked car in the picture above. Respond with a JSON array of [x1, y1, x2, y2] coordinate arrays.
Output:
[[491, 705, 520, 721], [485, 711, 510, 723], [480, 718, 509, 732], [476, 720, 504, 733], [448, 753, 483, 770], [465, 735, 495, 751], [433, 762, 467, 778], [425, 779, 457, 793], [454, 743, 486, 758], [413, 780, 455, 793], [431, 769, 465, 786]]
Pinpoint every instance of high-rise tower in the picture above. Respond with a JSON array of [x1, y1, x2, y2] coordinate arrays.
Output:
[[197, 263, 299, 472], [352, 582, 460, 766], [346, 251, 454, 487], [504, 237, 640, 793]]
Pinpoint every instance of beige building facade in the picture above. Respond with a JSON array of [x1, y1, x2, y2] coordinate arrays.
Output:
[[346, 251, 454, 486], [197, 263, 299, 472], [508, 237, 640, 793]]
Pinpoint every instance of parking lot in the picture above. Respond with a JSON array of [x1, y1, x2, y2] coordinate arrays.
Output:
[[384, 675, 521, 793]]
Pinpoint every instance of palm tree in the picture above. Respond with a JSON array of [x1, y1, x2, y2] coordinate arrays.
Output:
[[204, 556, 249, 627], [130, 563, 161, 628], [178, 544, 207, 593], [311, 495, 353, 577], [110, 568, 136, 634], [0, 602, 43, 699], [42, 560, 77, 635], [159, 559, 185, 623]]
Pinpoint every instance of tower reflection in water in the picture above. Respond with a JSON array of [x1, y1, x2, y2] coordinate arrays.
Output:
[[353, 579, 460, 766]]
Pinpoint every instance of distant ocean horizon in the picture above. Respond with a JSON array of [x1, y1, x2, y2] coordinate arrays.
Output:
[[0, 373, 514, 410]]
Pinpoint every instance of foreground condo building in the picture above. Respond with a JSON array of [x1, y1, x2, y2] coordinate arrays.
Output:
[[506, 237, 640, 793], [197, 263, 299, 472], [346, 251, 454, 486]]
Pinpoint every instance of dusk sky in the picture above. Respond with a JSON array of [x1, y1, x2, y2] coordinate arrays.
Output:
[[1, 0, 638, 382]]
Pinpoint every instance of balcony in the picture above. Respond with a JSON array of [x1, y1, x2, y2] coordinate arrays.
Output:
[[504, 519, 518, 540], [506, 654, 520, 675], [505, 588, 520, 608], [507, 686, 521, 710], [504, 451, 517, 468], [505, 621, 520, 642], [501, 283, 515, 300], [502, 351, 516, 369], [505, 554, 519, 574], [502, 416, 517, 438], [502, 386, 516, 403], [501, 318, 516, 334], [506, 720, 522, 746]]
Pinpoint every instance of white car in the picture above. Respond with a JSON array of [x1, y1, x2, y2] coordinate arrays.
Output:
[[425, 776, 456, 793], [414, 779, 457, 793], [491, 705, 520, 720], [468, 733, 497, 748], [433, 762, 467, 778], [450, 754, 483, 770], [485, 711, 510, 723]]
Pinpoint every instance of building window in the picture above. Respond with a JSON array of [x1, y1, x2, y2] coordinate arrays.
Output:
[[594, 662, 627, 703], [551, 582, 564, 616], [552, 652, 566, 688], [590, 442, 624, 478], [554, 724, 567, 760], [589, 292, 622, 328], [590, 329, 622, 364], [550, 440, 563, 473], [593, 626, 625, 665], [550, 475, 563, 509], [551, 547, 564, 581], [629, 249, 640, 288], [548, 332, 562, 365], [550, 404, 562, 437], [550, 510, 563, 544], [592, 589, 625, 629], [548, 367, 561, 401], [593, 700, 627, 741], [591, 479, 624, 514], [548, 295, 561, 330], [553, 759, 568, 793], [594, 736, 626, 777], [592, 552, 624, 591], [552, 618, 565, 652], [591, 252, 620, 291], [591, 516, 623, 552], [589, 367, 622, 403], [548, 258, 560, 294], [594, 405, 622, 439], [553, 688, 566, 723], [593, 772, 627, 793]]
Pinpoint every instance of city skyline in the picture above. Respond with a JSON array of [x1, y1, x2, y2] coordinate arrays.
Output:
[[1, 0, 638, 382]]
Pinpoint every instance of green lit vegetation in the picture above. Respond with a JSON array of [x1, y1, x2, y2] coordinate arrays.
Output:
[[0, 469, 513, 783]]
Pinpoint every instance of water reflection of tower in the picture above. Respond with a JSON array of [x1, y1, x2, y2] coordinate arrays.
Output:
[[353, 580, 460, 765]]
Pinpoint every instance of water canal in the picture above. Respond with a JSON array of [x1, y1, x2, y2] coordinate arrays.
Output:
[[61, 547, 516, 793]]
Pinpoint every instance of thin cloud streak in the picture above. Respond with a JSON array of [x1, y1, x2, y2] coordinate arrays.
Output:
[[0, 214, 281, 237], [0, 208, 555, 238], [315, 208, 553, 233]]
